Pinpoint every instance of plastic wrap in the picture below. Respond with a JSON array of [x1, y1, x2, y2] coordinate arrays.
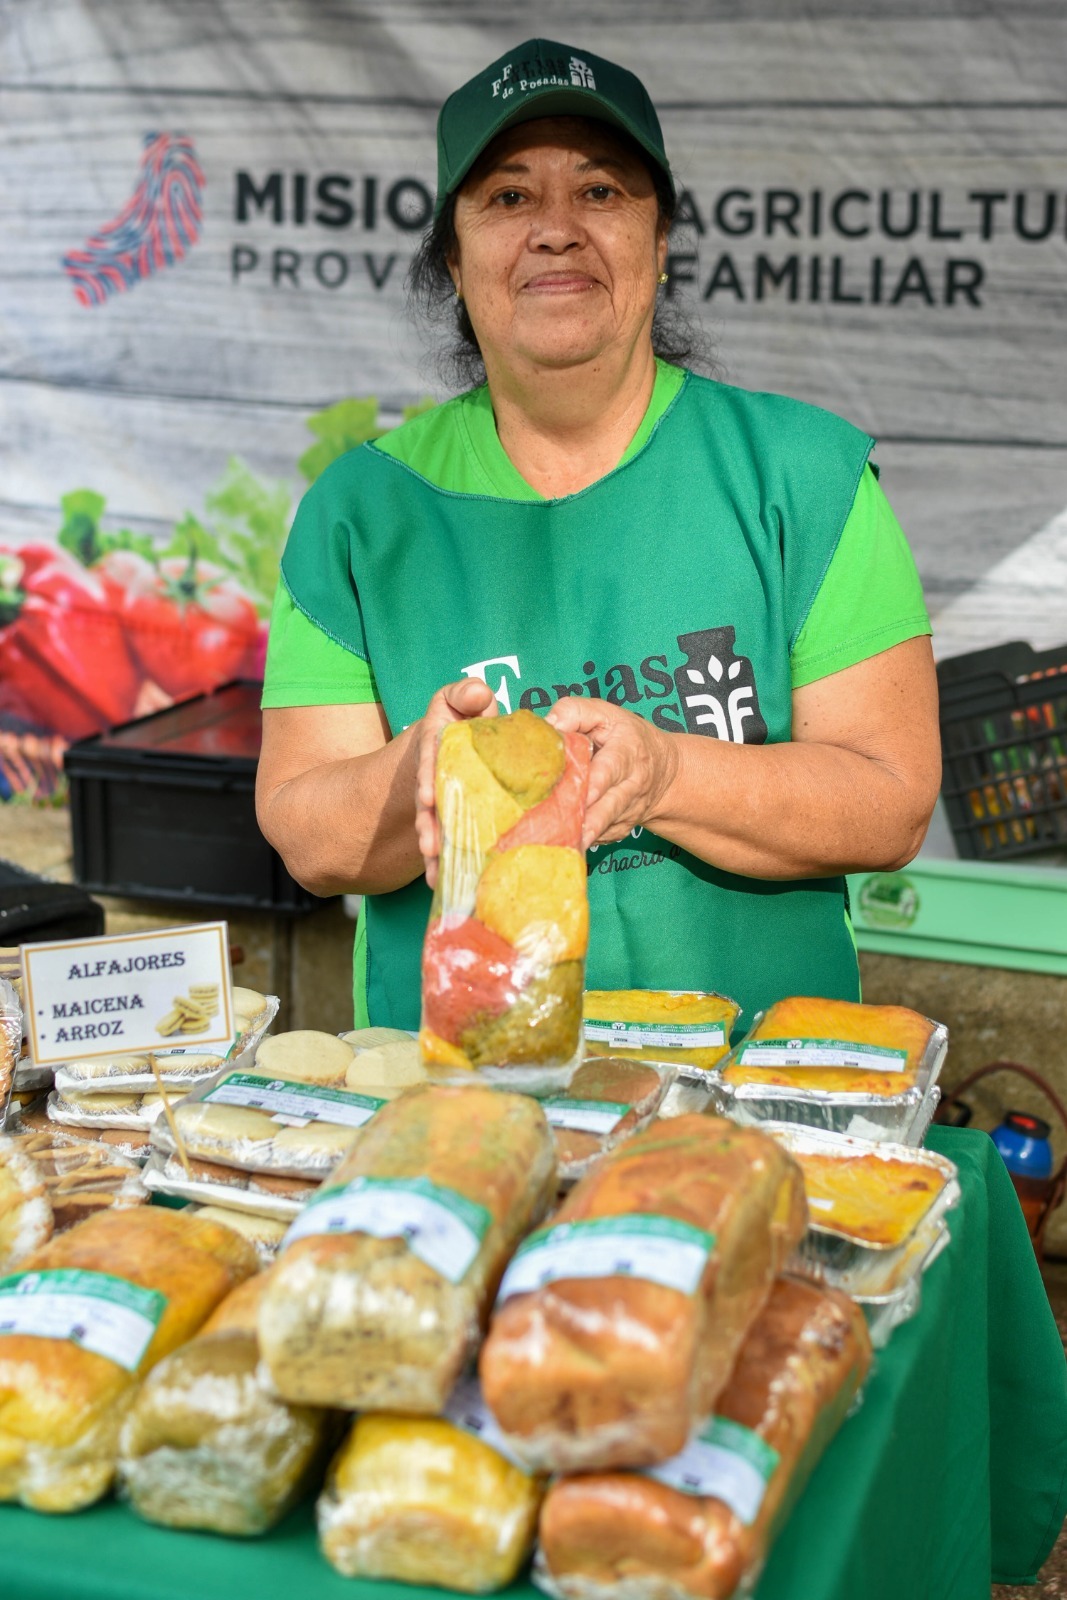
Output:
[[142, 1151, 319, 1221], [0, 1206, 259, 1512], [535, 1276, 872, 1600], [317, 1377, 543, 1589], [542, 1056, 676, 1186], [13, 1056, 53, 1094], [54, 1051, 227, 1097], [258, 1083, 557, 1412], [0, 1131, 53, 1270], [0, 976, 23, 1131], [118, 1270, 333, 1535], [582, 990, 739, 1078], [186, 1206, 289, 1266], [47, 1087, 184, 1131], [713, 998, 947, 1141], [7, 1126, 146, 1234], [479, 1115, 807, 1474], [419, 710, 591, 1088], [149, 1068, 386, 1177]]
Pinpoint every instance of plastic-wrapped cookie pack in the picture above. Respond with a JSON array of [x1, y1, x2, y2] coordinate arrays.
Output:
[[0, 976, 24, 1130], [118, 1270, 334, 1536], [0, 1131, 53, 1271], [257, 1083, 557, 1413], [420, 710, 591, 1090], [479, 1115, 807, 1474], [539, 1055, 676, 1186], [535, 1276, 872, 1600], [4, 1125, 146, 1240], [318, 1376, 543, 1590], [712, 997, 948, 1141], [47, 1086, 182, 1133], [142, 1151, 320, 1222]]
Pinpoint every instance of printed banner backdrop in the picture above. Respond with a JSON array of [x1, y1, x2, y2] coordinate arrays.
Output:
[[2, 0, 1067, 811]]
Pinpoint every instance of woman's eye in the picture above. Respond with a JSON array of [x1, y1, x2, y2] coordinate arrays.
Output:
[[586, 184, 616, 201], [494, 189, 525, 207]]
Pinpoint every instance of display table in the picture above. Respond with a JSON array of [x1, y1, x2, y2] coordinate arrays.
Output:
[[1, 1127, 1064, 1600]]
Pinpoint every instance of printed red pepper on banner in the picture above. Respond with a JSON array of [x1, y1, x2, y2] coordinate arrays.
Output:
[[0, 545, 141, 739], [101, 548, 259, 699]]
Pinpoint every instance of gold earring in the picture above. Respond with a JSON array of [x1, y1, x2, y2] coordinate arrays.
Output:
[[455, 287, 463, 302], [658, 271, 669, 285]]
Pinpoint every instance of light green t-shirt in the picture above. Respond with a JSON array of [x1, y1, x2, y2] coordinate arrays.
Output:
[[263, 361, 929, 709]]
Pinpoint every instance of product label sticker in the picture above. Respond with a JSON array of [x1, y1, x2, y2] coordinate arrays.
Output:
[[736, 1038, 908, 1072], [585, 1019, 727, 1049], [21, 922, 235, 1068], [807, 1195, 835, 1211], [541, 1097, 629, 1135], [498, 1214, 714, 1302], [0, 1268, 166, 1372], [444, 1375, 531, 1473], [283, 1175, 490, 1284], [645, 1417, 780, 1524], [203, 1072, 384, 1129]]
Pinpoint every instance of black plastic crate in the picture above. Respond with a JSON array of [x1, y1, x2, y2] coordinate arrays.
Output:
[[937, 640, 1067, 861], [0, 859, 105, 943], [64, 682, 321, 913]]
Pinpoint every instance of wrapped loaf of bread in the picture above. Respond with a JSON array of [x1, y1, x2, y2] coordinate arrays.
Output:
[[583, 991, 740, 1075], [722, 997, 941, 1097], [318, 1378, 543, 1589], [118, 1270, 333, 1535], [0, 1207, 258, 1512], [420, 709, 591, 1080], [258, 1083, 557, 1411], [537, 1276, 872, 1600], [480, 1116, 806, 1473]]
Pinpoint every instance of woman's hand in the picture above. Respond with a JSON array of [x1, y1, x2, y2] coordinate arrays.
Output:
[[415, 677, 498, 888], [546, 696, 680, 852]]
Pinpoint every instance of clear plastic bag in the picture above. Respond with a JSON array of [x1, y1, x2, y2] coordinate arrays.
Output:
[[55, 1050, 228, 1097], [0, 1130, 53, 1270], [0, 1207, 259, 1513], [540, 1056, 676, 1187], [47, 1086, 185, 1132], [419, 711, 591, 1090], [6, 1125, 146, 1235], [535, 1276, 872, 1600], [257, 1083, 557, 1412], [0, 976, 23, 1131], [118, 1270, 334, 1536], [141, 1150, 319, 1222], [317, 1376, 544, 1590], [479, 1115, 807, 1474]]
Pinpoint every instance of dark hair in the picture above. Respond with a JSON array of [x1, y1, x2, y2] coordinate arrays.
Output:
[[407, 146, 718, 391]]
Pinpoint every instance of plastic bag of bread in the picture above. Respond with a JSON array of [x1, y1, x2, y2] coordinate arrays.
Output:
[[258, 1083, 557, 1411], [419, 710, 591, 1086], [0, 1206, 258, 1512], [141, 1150, 319, 1221], [583, 991, 740, 1076], [536, 1276, 872, 1600], [543, 1057, 676, 1186], [480, 1116, 807, 1474], [0, 1131, 53, 1270], [118, 1269, 333, 1535], [149, 1068, 386, 1177], [318, 1376, 543, 1589], [0, 976, 23, 1131], [187, 1205, 290, 1266], [7, 1127, 146, 1234]]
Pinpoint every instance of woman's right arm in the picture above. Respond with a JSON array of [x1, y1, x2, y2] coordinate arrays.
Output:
[[256, 677, 496, 897]]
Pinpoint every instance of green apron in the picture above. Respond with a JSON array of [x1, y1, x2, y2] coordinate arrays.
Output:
[[282, 372, 874, 1034]]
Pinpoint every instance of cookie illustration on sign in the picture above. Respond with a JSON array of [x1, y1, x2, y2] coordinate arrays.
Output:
[[673, 627, 768, 743]]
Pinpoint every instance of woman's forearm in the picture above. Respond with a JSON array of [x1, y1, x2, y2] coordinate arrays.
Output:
[[257, 724, 424, 896]]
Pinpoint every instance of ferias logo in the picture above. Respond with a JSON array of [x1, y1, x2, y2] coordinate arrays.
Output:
[[462, 625, 767, 744]]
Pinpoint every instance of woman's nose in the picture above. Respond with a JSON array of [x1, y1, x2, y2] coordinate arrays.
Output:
[[528, 198, 585, 252]]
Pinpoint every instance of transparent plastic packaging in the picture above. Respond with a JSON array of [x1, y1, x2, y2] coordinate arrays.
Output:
[[47, 1086, 185, 1132], [186, 1206, 289, 1267], [0, 1131, 53, 1270], [535, 1276, 872, 1600], [479, 1115, 808, 1474], [0, 976, 23, 1130], [118, 1270, 334, 1536], [258, 1083, 557, 1412], [13, 1056, 52, 1094], [149, 1067, 386, 1177], [0, 1207, 259, 1513], [141, 1150, 318, 1222], [54, 1051, 227, 1096], [583, 990, 739, 1077], [713, 998, 947, 1141], [419, 710, 591, 1089], [317, 1378, 544, 1590], [541, 1056, 677, 1186], [7, 1126, 146, 1234]]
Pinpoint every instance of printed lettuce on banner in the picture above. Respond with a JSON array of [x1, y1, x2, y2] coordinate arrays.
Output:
[[62, 133, 205, 306]]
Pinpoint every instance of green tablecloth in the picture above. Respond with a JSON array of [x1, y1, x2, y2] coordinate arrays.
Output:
[[0, 1128, 1064, 1600]]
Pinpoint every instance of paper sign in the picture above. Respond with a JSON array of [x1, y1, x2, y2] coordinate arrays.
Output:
[[21, 922, 234, 1067]]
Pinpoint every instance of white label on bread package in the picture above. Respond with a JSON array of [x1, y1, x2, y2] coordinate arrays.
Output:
[[444, 1375, 532, 1473], [585, 1019, 728, 1049], [0, 1267, 166, 1372], [736, 1039, 908, 1071], [498, 1214, 715, 1302], [203, 1072, 385, 1129], [541, 1097, 629, 1135], [282, 1174, 491, 1284], [646, 1417, 780, 1524]]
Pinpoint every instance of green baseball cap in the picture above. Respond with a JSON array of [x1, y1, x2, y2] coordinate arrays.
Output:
[[435, 38, 674, 218]]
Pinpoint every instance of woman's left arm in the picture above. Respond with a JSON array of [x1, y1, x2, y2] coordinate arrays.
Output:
[[546, 635, 941, 878]]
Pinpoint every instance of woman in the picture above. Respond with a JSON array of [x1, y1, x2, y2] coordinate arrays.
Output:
[[257, 37, 941, 1036]]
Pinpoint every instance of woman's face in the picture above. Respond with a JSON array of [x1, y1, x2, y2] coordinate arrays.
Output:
[[449, 117, 668, 379]]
